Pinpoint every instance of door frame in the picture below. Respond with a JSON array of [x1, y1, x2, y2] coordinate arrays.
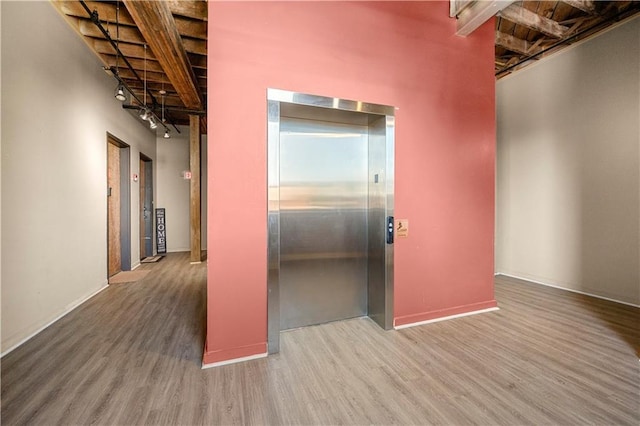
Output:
[[266, 89, 396, 354], [107, 133, 131, 276]]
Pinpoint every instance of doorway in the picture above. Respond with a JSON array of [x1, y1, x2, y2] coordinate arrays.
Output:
[[107, 134, 131, 277], [139, 154, 153, 260], [267, 89, 395, 354]]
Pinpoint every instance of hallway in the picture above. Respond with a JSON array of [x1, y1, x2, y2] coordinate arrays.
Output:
[[1, 253, 638, 425]]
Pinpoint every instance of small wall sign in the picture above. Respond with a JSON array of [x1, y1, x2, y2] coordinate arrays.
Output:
[[396, 219, 409, 238]]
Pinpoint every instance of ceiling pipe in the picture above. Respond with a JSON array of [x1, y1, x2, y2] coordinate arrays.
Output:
[[496, 5, 640, 77]]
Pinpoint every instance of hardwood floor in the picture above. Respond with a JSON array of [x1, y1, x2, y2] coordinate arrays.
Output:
[[2, 254, 638, 425]]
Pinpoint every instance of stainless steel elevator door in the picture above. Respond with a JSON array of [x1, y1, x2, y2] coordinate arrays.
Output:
[[279, 116, 368, 330]]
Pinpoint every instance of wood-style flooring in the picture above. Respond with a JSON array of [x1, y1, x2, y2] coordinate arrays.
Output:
[[2, 253, 639, 425]]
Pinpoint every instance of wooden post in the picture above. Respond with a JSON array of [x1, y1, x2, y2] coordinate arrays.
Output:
[[190, 115, 201, 263]]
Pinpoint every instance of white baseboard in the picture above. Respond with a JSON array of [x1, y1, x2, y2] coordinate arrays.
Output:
[[495, 273, 640, 308], [1, 281, 109, 357], [131, 261, 141, 270], [394, 307, 500, 330], [201, 352, 268, 369]]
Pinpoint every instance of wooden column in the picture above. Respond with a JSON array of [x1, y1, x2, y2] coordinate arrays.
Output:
[[190, 115, 202, 263]]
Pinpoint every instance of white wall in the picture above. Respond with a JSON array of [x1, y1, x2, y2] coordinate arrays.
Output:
[[496, 16, 640, 306], [1, 1, 157, 353], [156, 128, 208, 252], [157, 127, 190, 252]]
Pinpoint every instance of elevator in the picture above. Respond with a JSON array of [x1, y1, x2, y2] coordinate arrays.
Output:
[[267, 89, 395, 354]]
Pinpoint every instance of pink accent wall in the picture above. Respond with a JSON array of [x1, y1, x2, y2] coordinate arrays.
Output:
[[205, 1, 496, 364]]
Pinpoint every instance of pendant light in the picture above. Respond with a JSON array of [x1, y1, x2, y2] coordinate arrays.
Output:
[[160, 87, 167, 123], [160, 87, 170, 139], [114, 1, 126, 102], [115, 85, 126, 101], [139, 43, 149, 120]]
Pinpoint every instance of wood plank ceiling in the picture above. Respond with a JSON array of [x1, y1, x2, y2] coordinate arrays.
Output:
[[492, 0, 640, 78], [51, 1, 639, 134], [52, 0, 207, 133]]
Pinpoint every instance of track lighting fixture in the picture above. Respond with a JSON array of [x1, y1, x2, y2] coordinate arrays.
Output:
[[88, 3, 177, 138], [113, 2, 127, 102], [115, 84, 126, 101]]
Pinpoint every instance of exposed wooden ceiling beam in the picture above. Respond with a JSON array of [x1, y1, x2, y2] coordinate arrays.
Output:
[[456, 1, 515, 36], [123, 0, 203, 110], [562, 0, 596, 14], [495, 31, 543, 55], [498, 4, 569, 38], [61, 1, 207, 40]]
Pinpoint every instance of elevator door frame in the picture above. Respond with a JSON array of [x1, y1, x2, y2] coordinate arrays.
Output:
[[267, 88, 395, 354]]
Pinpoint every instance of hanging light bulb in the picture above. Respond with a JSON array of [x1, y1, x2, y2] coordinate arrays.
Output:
[[160, 88, 167, 122], [163, 129, 171, 139], [139, 108, 149, 121], [115, 84, 126, 101], [149, 116, 158, 129], [113, 2, 126, 102]]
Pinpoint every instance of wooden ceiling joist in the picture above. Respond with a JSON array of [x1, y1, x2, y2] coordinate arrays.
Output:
[[188, 53, 207, 69], [174, 16, 207, 40], [93, 39, 156, 60], [498, 4, 569, 38], [124, 0, 204, 110], [495, 30, 543, 55], [181, 38, 207, 56], [103, 55, 164, 74], [118, 68, 170, 85], [59, 0, 135, 25], [78, 19, 144, 44]]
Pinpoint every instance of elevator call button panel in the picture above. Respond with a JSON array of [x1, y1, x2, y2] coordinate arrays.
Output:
[[387, 216, 394, 244]]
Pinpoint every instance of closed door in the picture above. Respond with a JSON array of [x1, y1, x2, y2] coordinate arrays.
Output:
[[107, 142, 121, 277], [279, 116, 369, 330], [139, 156, 153, 259]]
